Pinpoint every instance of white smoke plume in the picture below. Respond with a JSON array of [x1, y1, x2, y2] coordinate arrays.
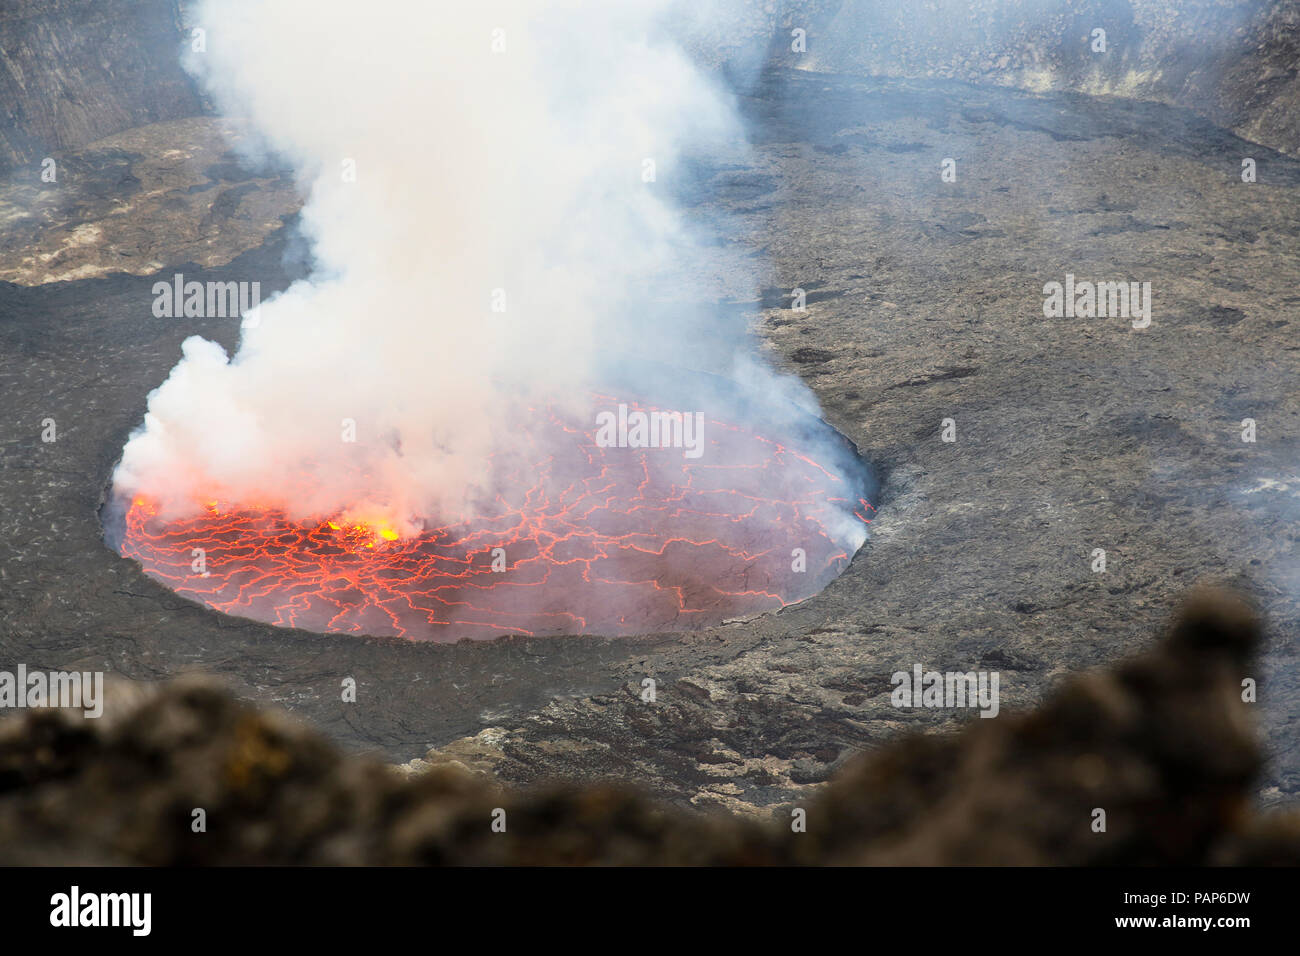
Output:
[[112, 0, 758, 532]]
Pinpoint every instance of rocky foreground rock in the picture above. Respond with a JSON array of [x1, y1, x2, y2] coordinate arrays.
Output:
[[4, 6, 1299, 824], [0, 588, 1293, 865]]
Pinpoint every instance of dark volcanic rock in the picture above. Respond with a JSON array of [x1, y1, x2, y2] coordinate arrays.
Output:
[[701, 0, 1300, 157], [0, 589, 1293, 865], [6, 1, 1300, 176], [0, 0, 204, 173], [2, 65, 1299, 817], [0, 117, 299, 284]]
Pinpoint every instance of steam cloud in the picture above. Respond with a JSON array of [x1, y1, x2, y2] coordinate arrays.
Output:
[[112, 0, 868, 549]]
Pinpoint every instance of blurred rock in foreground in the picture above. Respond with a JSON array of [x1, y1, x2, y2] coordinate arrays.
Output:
[[0, 588, 1294, 865]]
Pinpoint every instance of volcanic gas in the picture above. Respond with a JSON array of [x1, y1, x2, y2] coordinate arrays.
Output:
[[107, 0, 875, 641], [111, 391, 873, 641]]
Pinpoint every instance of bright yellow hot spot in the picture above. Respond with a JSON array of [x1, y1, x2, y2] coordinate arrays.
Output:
[[324, 516, 403, 544]]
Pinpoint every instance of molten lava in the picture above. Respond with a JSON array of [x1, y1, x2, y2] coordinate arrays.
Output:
[[116, 397, 873, 641]]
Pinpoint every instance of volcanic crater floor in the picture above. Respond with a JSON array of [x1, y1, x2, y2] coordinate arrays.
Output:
[[1, 70, 1298, 814]]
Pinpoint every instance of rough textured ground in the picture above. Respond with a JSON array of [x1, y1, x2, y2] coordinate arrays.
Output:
[[0, 117, 296, 284], [1, 589, 1294, 864], [0, 0, 204, 172], [1, 70, 1298, 815], [7, 3, 1300, 170], [777, 0, 1300, 157]]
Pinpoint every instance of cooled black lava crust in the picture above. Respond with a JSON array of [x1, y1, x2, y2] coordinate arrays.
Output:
[[2, 70, 1298, 811]]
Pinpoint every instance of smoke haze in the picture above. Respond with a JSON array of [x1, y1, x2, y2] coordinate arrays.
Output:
[[112, 0, 868, 554]]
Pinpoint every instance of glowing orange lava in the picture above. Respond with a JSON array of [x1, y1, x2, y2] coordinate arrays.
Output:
[[117, 398, 873, 641]]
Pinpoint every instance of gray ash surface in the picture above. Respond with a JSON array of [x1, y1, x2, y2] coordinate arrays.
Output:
[[2, 70, 1298, 813]]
